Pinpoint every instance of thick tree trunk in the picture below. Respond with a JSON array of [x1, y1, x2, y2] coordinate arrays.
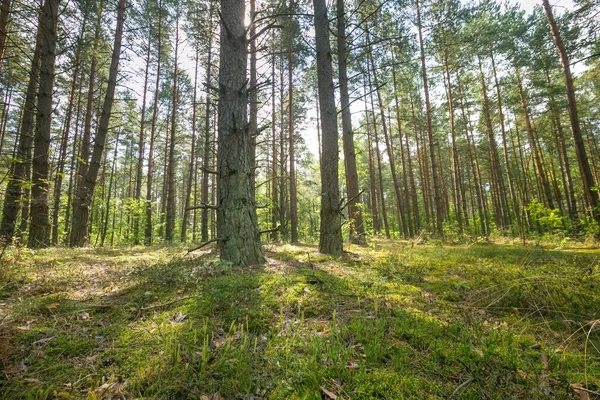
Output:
[[337, 0, 365, 244], [28, 0, 59, 248], [70, 0, 126, 247], [313, 0, 342, 255], [216, 0, 264, 265], [0, 21, 42, 240], [542, 0, 599, 222], [0, 0, 11, 72]]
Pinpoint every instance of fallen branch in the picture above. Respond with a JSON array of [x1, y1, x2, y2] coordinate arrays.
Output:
[[186, 202, 219, 211], [339, 189, 365, 211], [260, 226, 280, 235], [187, 238, 219, 254]]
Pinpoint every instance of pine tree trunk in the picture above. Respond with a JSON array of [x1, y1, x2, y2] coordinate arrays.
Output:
[[69, 0, 126, 247], [216, 0, 264, 265], [28, 0, 59, 248], [0, 0, 11, 72], [182, 45, 199, 242], [364, 96, 380, 235], [542, 0, 599, 223], [336, 0, 365, 244], [0, 21, 42, 241], [288, 8, 298, 244], [313, 0, 342, 255], [416, 0, 443, 237], [165, 11, 179, 243], [270, 37, 279, 241], [201, 1, 214, 243]]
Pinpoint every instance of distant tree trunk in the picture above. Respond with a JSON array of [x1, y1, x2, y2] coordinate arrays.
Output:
[[287, 7, 298, 244], [101, 129, 120, 247], [542, 0, 599, 223], [28, 0, 59, 248], [165, 11, 179, 242], [364, 96, 380, 234], [367, 76, 390, 239], [182, 45, 199, 242], [313, 0, 342, 255], [201, 1, 214, 243], [145, 0, 163, 245], [134, 34, 151, 245], [442, 45, 463, 234], [391, 64, 415, 236], [51, 20, 85, 245], [0, 21, 42, 241], [69, 0, 126, 247], [515, 68, 554, 210], [416, 0, 442, 237], [216, 0, 264, 265]]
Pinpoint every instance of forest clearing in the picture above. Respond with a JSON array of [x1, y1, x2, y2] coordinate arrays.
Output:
[[1, 240, 599, 399]]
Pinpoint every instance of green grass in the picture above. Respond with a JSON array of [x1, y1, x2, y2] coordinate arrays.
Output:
[[1, 239, 599, 399]]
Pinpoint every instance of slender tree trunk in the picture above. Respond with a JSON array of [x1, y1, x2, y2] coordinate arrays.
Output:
[[287, 7, 298, 244], [313, 0, 342, 255], [0, 21, 42, 240], [364, 94, 380, 235], [271, 36, 279, 241], [515, 68, 554, 210], [182, 46, 199, 242], [542, 0, 599, 222], [101, 129, 120, 246], [337, 0, 365, 244], [145, 0, 163, 244], [201, 1, 214, 242], [28, 0, 59, 248], [69, 0, 126, 247], [165, 10, 179, 242], [216, 0, 264, 265], [416, 0, 442, 237]]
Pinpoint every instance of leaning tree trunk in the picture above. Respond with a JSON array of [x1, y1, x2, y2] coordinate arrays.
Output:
[[28, 0, 59, 248], [314, 0, 343, 255], [0, 20, 41, 241], [216, 0, 264, 265], [70, 0, 126, 247], [0, 0, 10, 72], [542, 0, 599, 223]]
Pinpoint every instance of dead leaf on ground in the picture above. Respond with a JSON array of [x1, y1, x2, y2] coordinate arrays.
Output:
[[571, 384, 595, 400], [320, 386, 338, 399]]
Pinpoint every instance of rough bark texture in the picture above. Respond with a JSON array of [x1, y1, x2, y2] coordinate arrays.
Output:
[[336, 1, 365, 244], [28, 0, 59, 248], [0, 21, 41, 241], [216, 0, 264, 266], [0, 0, 11, 71], [313, 0, 343, 255], [69, 0, 125, 247], [542, 0, 599, 222]]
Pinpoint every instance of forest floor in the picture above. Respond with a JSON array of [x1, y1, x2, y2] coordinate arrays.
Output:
[[1, 239, 599, 399]]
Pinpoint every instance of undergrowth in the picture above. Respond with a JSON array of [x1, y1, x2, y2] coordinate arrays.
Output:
[[0, 240, 598, 399]]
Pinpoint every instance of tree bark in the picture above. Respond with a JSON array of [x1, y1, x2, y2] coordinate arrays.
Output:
[[216, 0, 264, 265], [336, 0, 365, 244], [69, 0, 126, 247], [542, 0, 599, 222], [165, 10, 179, 242], [0, 20, 41, 241], [313, 0, 343, 255], [201, 1, 214, 243], [28, 0, 59, 248]]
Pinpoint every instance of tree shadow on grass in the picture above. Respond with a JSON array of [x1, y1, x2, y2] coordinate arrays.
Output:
[[2, 248, 595, 399]]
